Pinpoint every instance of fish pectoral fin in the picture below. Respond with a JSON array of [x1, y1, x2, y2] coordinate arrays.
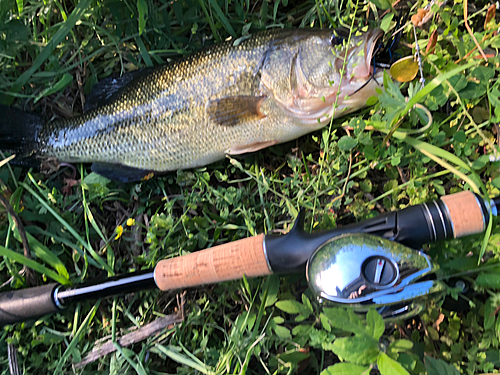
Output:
[[206, 96, 267, 127], [91, 163, 153, 183], [226, 140, 278, 155]]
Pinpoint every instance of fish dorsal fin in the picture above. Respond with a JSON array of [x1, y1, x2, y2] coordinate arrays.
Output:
[[84, 67, 155, 112], [226, 140, 277, 155], [206, 96, 267, 127], [91, 163, 153, 183]]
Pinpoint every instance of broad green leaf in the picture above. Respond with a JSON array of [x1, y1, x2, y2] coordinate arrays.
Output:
[[471, 155, 490, 170], [441, 256, 478, 271], [377, 352, 410, 375], [329, 335, 380, 365], [276, 300, 311, 316], [264, 274, 280, 307], [82, 172, 111, 187], [273, 325, 292, 339], [366, 309, 384, 340], [309, 327, 335, 348], [471, 66, 495, 82], [452, 130, 466, 143], [321, 363, 370, 375], [31, 333, 64, 347], [397, 353, 417, 372], [425, 356, 460, 375], [292, 324, 312, 336], [301, 294, 314, 313], [370, 0, 392, 10], [323, 308, 366, 335], [276, 350, 310, 364], [380, 13, 394, 33], [338, 136, 358, 151], [320, 313, 332, 332], [387, 340, 413, 359], [360, 179, 372, 192], [476, 273, 500, 289], [379, 60, 478, 141]]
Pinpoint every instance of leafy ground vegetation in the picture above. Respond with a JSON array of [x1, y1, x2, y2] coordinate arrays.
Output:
[[1, 0, 500, 374]]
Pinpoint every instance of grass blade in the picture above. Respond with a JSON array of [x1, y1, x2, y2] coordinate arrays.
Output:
[[27, 226, 103, 270], [4, 0, 92, 104], [390, 133, 472, 173], [20, 179, 113, 274], [135, 36, 153, 67], [0, 244, 68, 285], [386, 60, 478, 131], [196, 0, 220, 42], [53, 302, 100, 374], [208, 0, 236, 38], [24, 231, 70, 280], [0, 154, 16, 168], [154, 344, 214, 374], [34, 73, 73, 103]]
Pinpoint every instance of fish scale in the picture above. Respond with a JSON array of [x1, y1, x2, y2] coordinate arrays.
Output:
[[1, 28, 384, 181]]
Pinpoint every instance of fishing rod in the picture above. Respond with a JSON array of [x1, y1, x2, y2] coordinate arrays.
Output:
[[0, 190, 497, 325]]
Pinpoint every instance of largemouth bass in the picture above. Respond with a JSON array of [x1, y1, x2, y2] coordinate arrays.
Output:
[[1, 28, 384, 182]]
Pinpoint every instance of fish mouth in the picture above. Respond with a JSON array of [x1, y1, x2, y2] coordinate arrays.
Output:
[[364, 28, 385, 78], [348, 28, 384, 81], [280, 29, 387, 126]]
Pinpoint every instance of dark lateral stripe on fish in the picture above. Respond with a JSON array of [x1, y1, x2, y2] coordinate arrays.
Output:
[[0, 28, 386, 182]]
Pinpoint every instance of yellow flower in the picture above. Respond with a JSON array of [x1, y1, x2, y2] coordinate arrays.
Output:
[[115, 225, 123, 240], [126, 218, 136, 226]]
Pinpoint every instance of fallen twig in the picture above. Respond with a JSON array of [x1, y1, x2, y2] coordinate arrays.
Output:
[[74, 313, 183, 368], [464, 0, 488, 62]]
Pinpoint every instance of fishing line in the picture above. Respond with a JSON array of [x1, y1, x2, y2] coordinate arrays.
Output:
[[310, 0, 360, 232]]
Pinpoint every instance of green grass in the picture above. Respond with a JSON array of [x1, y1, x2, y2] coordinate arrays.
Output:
[[1, 0, 500, 374]]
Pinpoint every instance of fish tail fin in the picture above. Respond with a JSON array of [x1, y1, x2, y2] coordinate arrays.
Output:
[[0, 104, 43, 155]]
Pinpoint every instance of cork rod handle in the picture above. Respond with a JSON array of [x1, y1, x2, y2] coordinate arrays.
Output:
[[441, 191, 485, 238], [154, 234, 271, 291]]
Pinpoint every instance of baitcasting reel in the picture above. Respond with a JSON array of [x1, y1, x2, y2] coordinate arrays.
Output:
[[306, 233, 448, 321]]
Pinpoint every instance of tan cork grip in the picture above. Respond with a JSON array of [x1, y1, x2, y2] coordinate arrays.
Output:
[[154, 234, 271, 291], [441, 191, 484, 238]]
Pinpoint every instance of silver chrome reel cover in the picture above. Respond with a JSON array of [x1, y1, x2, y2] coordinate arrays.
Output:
[[306, 233, 446, 320]]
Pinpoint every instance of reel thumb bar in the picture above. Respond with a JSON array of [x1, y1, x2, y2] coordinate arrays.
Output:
[[0, 191, 497, 325]]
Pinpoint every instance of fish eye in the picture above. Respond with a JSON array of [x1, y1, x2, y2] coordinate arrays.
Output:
[[330, 35, 344, 46], [330, 28, 349, 46]]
